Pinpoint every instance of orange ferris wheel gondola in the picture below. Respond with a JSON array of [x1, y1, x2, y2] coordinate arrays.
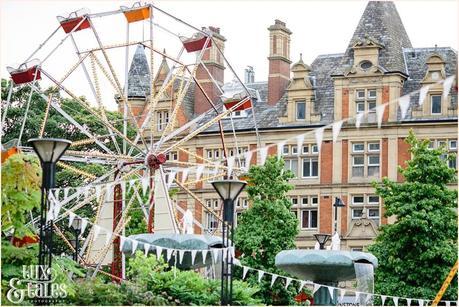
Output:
[[121, 2, 151, 23]]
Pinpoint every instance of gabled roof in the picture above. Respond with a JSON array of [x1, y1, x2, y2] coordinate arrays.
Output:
[[337, 1, 412, 75], [127, 45, 151, 98]]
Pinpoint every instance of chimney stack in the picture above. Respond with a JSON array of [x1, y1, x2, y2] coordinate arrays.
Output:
[[267, 19, 291, 105], [244, 66, 255, 84], [194, 26, 226, 115]]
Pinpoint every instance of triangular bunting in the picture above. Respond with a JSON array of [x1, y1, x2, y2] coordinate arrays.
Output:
[[299, 281, 307, 292], [156, 246, 163, 260], [191, 250, 197, 265], [443, 76, 455, 100], [128, 179, 136, 192], [196, 165, 205, 181], [284, 277, 292, 289], [68, 212, 76, 228], [80, 218, 88, 234], [419, 85, 429, 106], [398, 95, 410, 120], [119, 236, 126, 249], [242, 266, 249, 280], [332, 120, 343, 143], [418, 299, 424, 307], [354, 292, 360, 303], [257, 270, 264, 282], [227, 157, 235, 178], [312, 283, 320, 294], [355, 112, 364, 128], [131, 239, 138, 254], [244, 151, 252, 171], [93, 224, 101, 241], [314, 127, 325, 152], [167, 248, 173, 262], [142, 177, 149, 196], [381, 295, 387, 306], [64, 187, 70, 200], [376, 104, 386, 128], [260, 147, 268, 165], [212, 249, 220, 263], [181, 168, 189, 184], [52, 202, 63, 220], [327, 286, 334, 300], [407, 298, 412, 306], [167, 172, 176, 188], [277, 142, 285, 159], [339, 289, 346, 303], [178, 249, 185, 264], [144, 243, 150, 256], [365, 293, 372, 305], [202, 249, 208, 263], [270, 274, 278, 287], [393, 296, 399, 306]]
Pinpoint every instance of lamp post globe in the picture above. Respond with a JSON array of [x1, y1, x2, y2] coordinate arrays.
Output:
[[210, 179, 247, 306], [71, 216, 83, 262]]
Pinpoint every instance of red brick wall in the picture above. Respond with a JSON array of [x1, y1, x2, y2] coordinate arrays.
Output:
[[382, 86, 390, 122], [267, 59, 290, 105], [195, 147, 203, 189], [319, 196, 332, 233], [382, 138, 388, 178], [320, 141, 333, 184], [267, 144, 277, 157], [380, 199, 387, 225], [194, 200, 202, 234], [195, 64, 224, 114], [340, 195, 348, 234], [177, 200, 187, 221], [397, 137, 411, 182], [342, 88, 349, 119], [341, 140, 348, 184], [177, 150, 189, 182]]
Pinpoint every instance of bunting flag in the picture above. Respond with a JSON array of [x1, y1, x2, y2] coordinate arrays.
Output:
[[257, 270, 264, 282], [398, 95, 410, 120], [375, 104, 386, 128], [202, 249, 208, 263], [419, 85, 429, 106], [418, 299, 424, 307], [142, 177, 149, 196], [80, 218, 88, 234], [128, 179, 136, 192], [166, 248, 173, 261], [332, 120, 343, 143], [277, 142, 286, 159], [270, 274, 278, 287], [284, 277, 292, 289], [178, 249, 185, 264], [354, 292, 361, 304], [131, 239, 138, 254], [144, 243, 150, 256], [300, 281, 308, 292], [393, 296, 399, 307], [156, 246, 163, 260], [227, 157, 235, 177], [244, 151, 252, 171], [242, 266, 249, 280], [296, 135, 305, 155], [181, 168, 189, 183], [68, 212, 76, 228], [120, 236, 126, 250], [355, 112, 364, 128], [64, 187, 70, 200], [443, 76, 455, 100], [212, 248, 219, 263], [52, 202, 63, 221], [260, 147, 268, 165], [92, 224, 101, 241], [328, 286, 334, 300], [314, 127, 325, 152], [339, 289, 346, 303], [407, 298, 412, 306], [196, 165, 205, 181], [381, 295, 387, 306], [167, 172, 176, 188], [191, 250, 197, 265]]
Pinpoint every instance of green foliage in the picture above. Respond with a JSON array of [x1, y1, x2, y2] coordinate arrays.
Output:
[[127, 251, 262, 306], [1, 153, 41, 238], [368, 130, 458, 301], [235, 156, 301, 305]]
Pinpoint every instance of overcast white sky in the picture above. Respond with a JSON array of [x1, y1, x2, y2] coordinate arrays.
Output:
[[1, 0, 457, 110]]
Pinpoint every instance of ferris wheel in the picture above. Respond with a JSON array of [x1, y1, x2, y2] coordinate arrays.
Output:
[[2, 2, 259, 279]]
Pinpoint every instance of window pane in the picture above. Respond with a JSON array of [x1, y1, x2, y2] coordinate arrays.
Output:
[[291, 210, 298, 219], [353, 156, 364, 165], [292, 146, 298, 154], [449, 140, 457, 150], [368, 101, 376, 111], [352, 208, 364, 219], [449, 158, 457, 170], [368, 143, 380, 151], [368, 155, 380, 165], [368, 195, 379, 203], [368, 90, 377, 98], [368, 166, 380, 176], [353, 144, 365, 152], [357, 102, 365, 112], [352, 166, 364, 177], [356, 90, 365, 100], [311, 197, 318, 205], [368, 208, 379, 218], [297, 102, 306, 119], [301, 197, 308, 205], [310, 210, 318, 228], [312, 159, 318, 176], [291, 160, 298, 177], [312, 145, 319, 153], [283, 146, 289, 155], [431, 95, 441, 114], [291, 197, 298, 205], [353, 196, 364, 204], [303, 159, 311, 177], [302, 145, 309, 154], [301, 210, 309, 228]]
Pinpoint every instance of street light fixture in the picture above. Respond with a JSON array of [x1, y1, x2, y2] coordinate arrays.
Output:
[[210, 179, 247, 306], [28, 138, 71, 304], [333, 197, 345, 235], [71, 216, 83, 262], [314, 233, 331, 250]]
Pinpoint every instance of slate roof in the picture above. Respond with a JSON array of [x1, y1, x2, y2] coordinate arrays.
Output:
[[335, 1, 412, 75], [127, 45, 151, 98]]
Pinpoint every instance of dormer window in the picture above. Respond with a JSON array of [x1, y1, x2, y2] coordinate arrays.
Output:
[[355, 89, 377, 114], [296, 101, 306, 120], [360, 60, 372, 70], [431, 95, 442, 114]]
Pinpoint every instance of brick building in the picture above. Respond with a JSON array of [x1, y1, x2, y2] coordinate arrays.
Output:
[[120, 1, 457, 250]]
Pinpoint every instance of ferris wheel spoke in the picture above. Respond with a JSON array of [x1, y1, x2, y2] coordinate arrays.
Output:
[[1, 81, 14, 124]]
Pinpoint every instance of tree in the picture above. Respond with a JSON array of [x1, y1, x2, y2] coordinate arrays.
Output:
[[234, 156, 301, 305], [1, 153, 41, 239], [368, 130, 458, 302]]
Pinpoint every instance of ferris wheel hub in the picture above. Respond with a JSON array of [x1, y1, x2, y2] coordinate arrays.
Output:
[[145, 153, 167, 170]]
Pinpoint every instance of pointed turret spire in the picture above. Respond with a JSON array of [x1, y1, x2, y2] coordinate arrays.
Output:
[[154, 49, 170, 83], [127, 45, 150, 98], [342, 1, 412, 73]]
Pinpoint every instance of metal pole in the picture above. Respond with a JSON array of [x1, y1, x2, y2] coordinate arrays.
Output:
[[1, 81, 14, 124], [229, 217, 234, 305], [221, 220, 226, 305], [334, 205, 338, 234]]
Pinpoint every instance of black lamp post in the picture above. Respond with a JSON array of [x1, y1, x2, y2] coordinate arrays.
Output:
[[211, 179, 247, 306], [71, 216, 83, 262], [28, 138, 71, 303], [314, 233, 331, 250], [333, 197, 345, 234]]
